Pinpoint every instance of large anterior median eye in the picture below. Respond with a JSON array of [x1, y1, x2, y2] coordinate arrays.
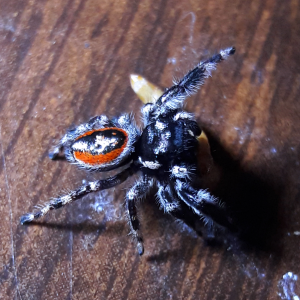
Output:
[[71, 128, 128, 166]]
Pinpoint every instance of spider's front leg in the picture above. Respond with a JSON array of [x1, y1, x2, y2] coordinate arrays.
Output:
[[20, 166, 134, 224], [126, 178, 153, 255], [153, 47, 235, 116], [174, 179, 235, 231], [156, 182, 216, 238], [169, 162, 233, 230]]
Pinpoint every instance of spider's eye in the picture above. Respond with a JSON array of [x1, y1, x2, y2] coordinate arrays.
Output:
[[71, 128, 128, 166]]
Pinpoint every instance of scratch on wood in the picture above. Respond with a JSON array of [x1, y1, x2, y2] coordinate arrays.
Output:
[[0, 126, 22, 300]]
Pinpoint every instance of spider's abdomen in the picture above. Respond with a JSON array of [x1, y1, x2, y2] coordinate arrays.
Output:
[[71, 128, 128, 166]]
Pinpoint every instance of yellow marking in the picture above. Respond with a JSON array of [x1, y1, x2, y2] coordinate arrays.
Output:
[[130, 74, 163, 104], [196, 131, 213, 175]]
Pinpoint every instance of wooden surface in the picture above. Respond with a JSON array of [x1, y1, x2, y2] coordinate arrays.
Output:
[[1, 0, 300, 299]]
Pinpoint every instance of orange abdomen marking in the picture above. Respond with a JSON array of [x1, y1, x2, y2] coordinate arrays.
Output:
[[71, 128, 128, 166]]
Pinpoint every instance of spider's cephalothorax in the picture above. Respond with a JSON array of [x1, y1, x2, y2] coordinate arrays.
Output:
[[21, 47, 235, 255]]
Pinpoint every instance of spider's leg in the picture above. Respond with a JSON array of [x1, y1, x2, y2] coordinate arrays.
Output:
[[154, 47, 235, 115], [174, 179, 235, 231], [157, 182, 212, 237], [20, 166, 135, 225], [157, 182, 195, 227], [126, 178, 153, 255], [49, 144, 66, 160], [156, 182, 180, 213]]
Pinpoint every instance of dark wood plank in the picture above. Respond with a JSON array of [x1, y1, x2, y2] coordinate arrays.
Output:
[[1, 0, 300, 299]]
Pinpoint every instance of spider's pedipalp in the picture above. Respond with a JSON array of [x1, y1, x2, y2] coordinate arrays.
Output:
[[156, 183, 180, 213], [170, 164, 197, 181]]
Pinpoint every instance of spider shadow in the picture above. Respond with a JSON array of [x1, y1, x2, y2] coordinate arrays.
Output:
[[25, 220, 106, 234], [25, 219, 128, 238], [203, 130, 282, 254]]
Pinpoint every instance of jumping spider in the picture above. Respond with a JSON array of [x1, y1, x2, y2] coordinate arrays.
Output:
[[21, 47, 235, 255]]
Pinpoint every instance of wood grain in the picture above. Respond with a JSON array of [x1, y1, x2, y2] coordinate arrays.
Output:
[[1, 0, 300, 299]]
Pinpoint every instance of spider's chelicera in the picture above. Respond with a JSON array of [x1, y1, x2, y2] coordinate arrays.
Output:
[[21, 47, 235, 255]]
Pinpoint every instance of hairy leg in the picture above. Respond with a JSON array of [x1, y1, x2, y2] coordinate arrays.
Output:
[[126, 178, 153, 255], [154, 47, 235, 115], [174, 180, 235, 231], [20, 166, 134, 224]]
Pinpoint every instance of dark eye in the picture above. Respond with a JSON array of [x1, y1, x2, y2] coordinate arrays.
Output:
[[71, 128, 128, 166]]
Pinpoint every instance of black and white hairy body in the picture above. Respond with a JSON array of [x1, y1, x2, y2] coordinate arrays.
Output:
[[21, 47, 236, 255]]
